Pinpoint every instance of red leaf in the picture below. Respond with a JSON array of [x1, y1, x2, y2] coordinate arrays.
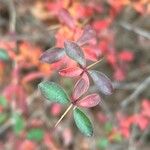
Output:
[[114, 68, 125, 81], [19, 140, 37, 150], [22, 72, 44, 83], [141, 100, 150, 118], [64, 41, 86, 67], [72, 73, 89, 101], [76, 93, 101, 108], [50, 103, 62, 116], [59, 67, 82, 77], [58, 8, 76, 29], [118, 51, 134, 62], [92, 19, 111, 31], [77, 25, 96, 46], [40, 47, 65, 64], [3, 84, 27, 112], [89, 70, 113, 95]]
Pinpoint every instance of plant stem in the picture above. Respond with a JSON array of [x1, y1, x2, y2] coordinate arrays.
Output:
[[54, 104, 73, 128], [87, 58, 103, 69]]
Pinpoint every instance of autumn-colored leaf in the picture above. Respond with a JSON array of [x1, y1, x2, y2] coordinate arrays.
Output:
[[118, 51, 134, 62], [64, 41, 86, 67], [72, 73, 89, 101], [40, 47, 65, 64], [59, 67, 82, 77], [73, 108, 93, 136], [77, 25, 96, 46], [38, 81, 69, 104], [58, 8, 76, 29], [22, 72, 44, 83], [75, 93, 101, 108], [89, 70, 113, 95]]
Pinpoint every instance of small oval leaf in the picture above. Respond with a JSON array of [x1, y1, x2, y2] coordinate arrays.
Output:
[[12, 113, 25, 135], [77, 25, 96, 46], [59, 67, 82, 77], [38, 81, 69, 104], [0, 48, 9, 61], [58, 8, 76, 29], [73, 108, 93, 136], [72, 73, 89, 101], [40, 47, 65, 64], [89, 70, 113, 95], [27, 128, 44, 141], [75, 93, 101, 108], [64, 41, 86, 67]]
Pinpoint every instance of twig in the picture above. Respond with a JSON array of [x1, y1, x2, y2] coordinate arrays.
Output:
[[7, 0, 16, 33], [0, 119, 11, 135], [87, 58, 103, 69], [119, 21, 150, 39], [54, 104, 73, 128], [121, 76, 150, 107]]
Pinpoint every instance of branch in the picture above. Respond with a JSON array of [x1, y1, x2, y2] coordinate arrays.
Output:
[[119, 21, 150, 39], [121, 76, 150, 107]]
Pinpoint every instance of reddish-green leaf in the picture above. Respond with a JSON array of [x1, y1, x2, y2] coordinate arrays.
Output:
[[64, 41, 86, 67], [58, 8, 76, 29], [59, 67, 82, 77], [76, 93, 101, 108], [73, 108, 93, 137], [72, 73, 89, 101], [77, 25, 96, 46], [89, 70, 113, 95], [40, 47, 65, 64], [38, 81, 69, 104]]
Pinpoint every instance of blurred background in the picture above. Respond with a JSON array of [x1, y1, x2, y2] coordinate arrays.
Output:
[[0, 0, 150, 150]]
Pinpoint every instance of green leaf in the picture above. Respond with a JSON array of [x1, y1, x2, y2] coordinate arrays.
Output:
[[0, 96, 8, 108], [73, 108, 93, 136], [0, 113, 7, 124], [0, 48, 9, 61], [104, 122, 113, 133], [97, 138, 109, 149], [27, 128, 44, 141], [12, 113, 25, 135], [38, 81, 70, 104]]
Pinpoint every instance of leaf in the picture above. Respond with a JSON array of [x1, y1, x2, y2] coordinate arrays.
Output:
[[72, 73, 89, 101], [22, 71, 44, 83], [75, 93, 101, 108], [38, 81, 69, 104], [97, 138, 109, 149], [77, 25, 96, 46], [64, 41, 86, 67], [89, 70, 113, 95], [59, 67, 82, 77], [0, 113, 7, 124], [40, 47, 65, 64], [58, 8, 76, 29], [0, 48, 9, 61], [12, 113, 25, 134], [73, 108, 93, 136], [0, 96, 7, 108], [27, 128, 44, 141], [118, 50, 134, 62]]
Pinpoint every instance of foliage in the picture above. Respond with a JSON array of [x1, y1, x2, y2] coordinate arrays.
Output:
[[0, 0, 149, 149]]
